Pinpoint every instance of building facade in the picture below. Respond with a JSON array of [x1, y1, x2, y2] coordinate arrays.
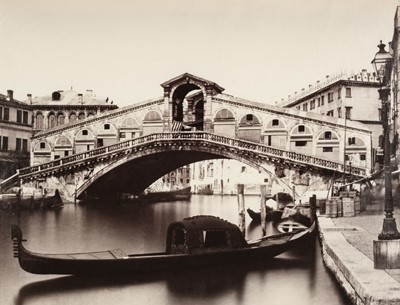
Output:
[[279, 70, 382, 168], [29, 89, 118, 134], [0, 90, 33, 180]]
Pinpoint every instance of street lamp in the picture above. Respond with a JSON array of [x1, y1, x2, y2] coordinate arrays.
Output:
[[371, 41, 400, 240]]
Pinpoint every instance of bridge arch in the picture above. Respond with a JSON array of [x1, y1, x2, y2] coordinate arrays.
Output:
[[238, 113, 262, 142], [214, 108, 236, 138], [289, 123, 314, 155], [96, 122, 118, 147], [77, 143, 297, 200], [263, 118, 287, 149], [118, 117, 141, 140], [75, 128, 95, 153], [54, 135, 73, 159], [32, 141, 52, 165], [345, 135, 367, 167], [142, 110, 163, 135], [315, 129, 340, 160]]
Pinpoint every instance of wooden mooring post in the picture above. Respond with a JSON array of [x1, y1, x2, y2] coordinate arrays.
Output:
[[309, 194, 317, 224], [237, 184, 245, 236], [260, 184, 267, 236]]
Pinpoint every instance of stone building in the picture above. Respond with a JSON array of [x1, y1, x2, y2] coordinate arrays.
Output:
[[279, 70, 382, 167], [0, 90, 33, 180], [28, 89, 118, 134]]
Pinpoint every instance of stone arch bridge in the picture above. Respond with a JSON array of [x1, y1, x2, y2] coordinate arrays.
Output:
[[14, 73, 371, 201]]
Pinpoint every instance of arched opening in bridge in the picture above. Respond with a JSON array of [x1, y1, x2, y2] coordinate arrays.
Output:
[[172, 85, 204, 131]]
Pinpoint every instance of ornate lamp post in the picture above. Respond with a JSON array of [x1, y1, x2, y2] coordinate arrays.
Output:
[[371, 41, 400, 240]]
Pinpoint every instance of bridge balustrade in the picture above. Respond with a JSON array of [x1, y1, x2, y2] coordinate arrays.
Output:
[[18, 131, 368, 179]]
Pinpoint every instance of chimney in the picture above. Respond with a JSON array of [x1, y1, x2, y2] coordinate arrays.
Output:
[[27, 94, 32, 105], [326, 75, 330, 79], [78, 93, 83, 104], [7, 90, 13, 101]]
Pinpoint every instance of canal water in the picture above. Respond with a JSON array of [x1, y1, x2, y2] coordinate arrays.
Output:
[[0, 195, 349, 305]]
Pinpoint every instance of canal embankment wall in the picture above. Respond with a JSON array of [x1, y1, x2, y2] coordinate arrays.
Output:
[[318, 216, 400, 305]]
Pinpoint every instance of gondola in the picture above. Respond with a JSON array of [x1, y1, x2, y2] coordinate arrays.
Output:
[[11, 215, 316, 275]]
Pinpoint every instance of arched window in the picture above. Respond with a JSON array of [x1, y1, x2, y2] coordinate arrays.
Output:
[[215, 109, 235, 121], [36, 112, 44, 129], [57, 112, 65, 126], [48, 112, 56, 129], [87, 112, 95, 118], [144, 111, 162, 121], [69, 112, 77, 123], [78, 112, 85, 120]]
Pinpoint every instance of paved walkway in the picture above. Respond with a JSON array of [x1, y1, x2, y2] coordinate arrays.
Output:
[[318, 202, 400, 304]]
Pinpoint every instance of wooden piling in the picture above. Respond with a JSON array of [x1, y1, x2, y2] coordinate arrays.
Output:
[[260, 184, 267, 236], [237, 184, 245, 236], [310, 194, 317, 224], [292, 185, 296, 205]]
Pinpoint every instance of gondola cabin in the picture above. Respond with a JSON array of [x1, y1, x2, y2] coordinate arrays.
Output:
[[166, 216, 248, 254]]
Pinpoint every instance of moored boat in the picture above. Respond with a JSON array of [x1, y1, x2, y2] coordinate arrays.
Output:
[[137, 186, 191, 203], [11, 215, 316, 275]]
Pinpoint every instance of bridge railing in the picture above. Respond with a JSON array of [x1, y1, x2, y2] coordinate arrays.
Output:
[[19, 132, 367, 177]]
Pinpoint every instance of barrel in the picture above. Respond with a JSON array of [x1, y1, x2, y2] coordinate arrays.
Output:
[[354, 197, 361, 215], [342, 197, 355, 217], [326, 198, 338, 218]]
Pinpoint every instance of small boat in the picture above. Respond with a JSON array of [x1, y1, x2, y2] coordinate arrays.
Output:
[[247, 204, 311, 227], [246, 207, 283, 223], [11, 215, 316, 275], [0, 188, 63, 211], [137, 186, 191, 203]]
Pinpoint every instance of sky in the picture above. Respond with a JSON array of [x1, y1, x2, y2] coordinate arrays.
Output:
[[0, 0, 399, 107]]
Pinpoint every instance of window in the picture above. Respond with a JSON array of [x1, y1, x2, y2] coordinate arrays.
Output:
[[22, 139, 28, 152], [16, 138, 21, 151], [310, 100, 315, 110], [246, 114, 253, 122], [52, 91, 61, 101], [360, 154, 366, 161], [3, 107, 9, 121], [302, 103, 308, 111], [337, 107, 342, 118], [323, 147, 333, 152], [345, 107, 352, 119], [23, 111, 28, 124], [57, 113, 65, 126], [203, 230, 227, 248], [48, 113, 56, 128], [36, 113, 44, 129], [272, 119, 279, 126], [321, 95, 325, 105], [0, 107, 2, 119], [324, 131, 332, 139], [346, 88, 352, 97], [104, 123, 110, 130], [328, 92, 333, 102], [298, 125, 305, 132], [378, 108, 382, 121], [338, 88, 341, 99], [40, 142, 46, 149], [69, 113, 77, 123], [78, 112, 85, 120], [17, 110, 22, 123], [120, 132, 126, 139], [317, 98, 321, 107], [296, 106, 300, 110], [82, 130, 88, 136], [348, 137, 356, 145], [64, 151, 69, 157], [327, 110, 334, 116], [295, 141, 307, 147], [2, 136, 8, 150]]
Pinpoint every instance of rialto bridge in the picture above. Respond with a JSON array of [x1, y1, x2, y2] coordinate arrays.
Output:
[[14, 73, 372, 202]]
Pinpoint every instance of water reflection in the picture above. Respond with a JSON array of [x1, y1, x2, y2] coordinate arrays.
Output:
[[16, 257, 313, 305], [0, 195, 349, 305]]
